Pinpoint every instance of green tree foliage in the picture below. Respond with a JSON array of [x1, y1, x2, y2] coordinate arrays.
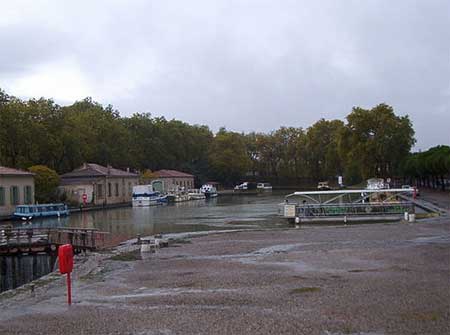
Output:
[[305, 119, 346, 181], [0, 90, 212, 182], [208, 129, 250, 185], [401, 146, 450, 190], [0, 88, 423, 187], [343, 104, 415, 181], [28, 165, 60, 203]]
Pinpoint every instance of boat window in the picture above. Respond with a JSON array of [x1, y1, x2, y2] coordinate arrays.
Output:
[[40, 207, 46, 212]]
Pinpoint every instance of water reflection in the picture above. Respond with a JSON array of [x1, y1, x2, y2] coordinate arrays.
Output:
[[14, 192, 288, 242]]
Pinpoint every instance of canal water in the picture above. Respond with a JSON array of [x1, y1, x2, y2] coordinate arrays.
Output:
[[17, 192, 290, 244], [1, 193, 289, 292]]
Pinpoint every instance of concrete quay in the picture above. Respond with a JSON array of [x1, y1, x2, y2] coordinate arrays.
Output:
[[0, 215, 449, 335]]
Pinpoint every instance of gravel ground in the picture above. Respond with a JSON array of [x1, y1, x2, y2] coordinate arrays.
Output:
[[0, 217, 449, 335]]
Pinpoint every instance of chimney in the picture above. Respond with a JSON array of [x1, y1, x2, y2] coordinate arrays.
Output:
[[126, 167, 130, 173], [107, 164, 112, 175]]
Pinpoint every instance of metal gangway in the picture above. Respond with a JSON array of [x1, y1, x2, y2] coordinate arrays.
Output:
[[282, 188, 415, 222]]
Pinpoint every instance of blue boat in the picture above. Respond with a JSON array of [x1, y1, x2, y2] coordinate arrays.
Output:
[[13, 203, 70, 220]]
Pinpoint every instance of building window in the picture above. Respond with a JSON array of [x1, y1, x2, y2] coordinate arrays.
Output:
[[128, 182, 132, 195], [122, 179, 125, 196], [0, 187, 5, 206], [24, 185, 33, 204], [115, 183, 119, 197], [108, 183, 112, 197], [10, 186, 19, 205], [97, 184, 103, 198]]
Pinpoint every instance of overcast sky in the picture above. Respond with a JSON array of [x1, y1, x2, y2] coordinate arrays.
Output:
[[1, 0, 449, 150]]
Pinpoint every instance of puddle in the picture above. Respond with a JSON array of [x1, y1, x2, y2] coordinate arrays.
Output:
[[409, 235, 450, 244], [101, 287, 238, 300], [324, 332, 384, 335], [252, 243, 310, 255]]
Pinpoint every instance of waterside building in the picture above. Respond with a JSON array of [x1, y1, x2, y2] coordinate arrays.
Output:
[[153, 170, 195, 192], [0, 167, 35, 217], [59, 163, 139, 206]]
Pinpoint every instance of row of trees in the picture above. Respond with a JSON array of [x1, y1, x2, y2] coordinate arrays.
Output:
[[0, 90, 212, 177], [208, 104, 416, 186], [401, 145, 450, 190], [1, 88, 441, 190]]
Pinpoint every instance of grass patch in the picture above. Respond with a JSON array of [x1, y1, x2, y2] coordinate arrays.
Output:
[[109, 252, 141, 261], [416, 213, 439, 219], [348, 268, 380, 273], [402, 311, 440, 321], [290, 287, 321, 294]]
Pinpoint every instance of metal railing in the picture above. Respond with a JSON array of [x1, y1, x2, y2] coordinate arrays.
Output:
[[294, 201, 413, 218]]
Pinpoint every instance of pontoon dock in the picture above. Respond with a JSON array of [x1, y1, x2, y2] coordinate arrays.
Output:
[[281, 188, 416, 223]]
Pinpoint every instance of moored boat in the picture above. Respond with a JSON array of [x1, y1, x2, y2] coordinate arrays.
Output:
[[132, 185, 167, 207], [166, 190, 190, 203], [188, 189, 206, 200], [13, 203, 69, 220], [200, 184, 218, 198], [257, 182, 272, 192]]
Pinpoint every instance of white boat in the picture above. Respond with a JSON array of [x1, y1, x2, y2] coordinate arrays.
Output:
[[200, 184, 218, 198], [234, 182, 248, 190], [366, 178, 388, 190], [166, 191, 190, 203], [132, 185, 167, 207], [257, 182, 272, 192], [188, 189, 206, 200]]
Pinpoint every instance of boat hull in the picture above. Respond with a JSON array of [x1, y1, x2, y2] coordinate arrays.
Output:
[[13, 204, 69, 221], [204, 192, 218, 199], [132, 196, 167, 207]]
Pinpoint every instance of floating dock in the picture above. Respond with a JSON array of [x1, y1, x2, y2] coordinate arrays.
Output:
[[281, 188, 417, 223]]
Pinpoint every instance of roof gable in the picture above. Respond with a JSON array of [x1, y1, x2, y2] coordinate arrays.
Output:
[[154, 169, 194, 178], [0, 166, 34, 176], [61, 163, 138, 178]]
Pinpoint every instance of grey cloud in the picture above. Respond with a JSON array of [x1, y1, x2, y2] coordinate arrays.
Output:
[[0, 0, 449, 149]]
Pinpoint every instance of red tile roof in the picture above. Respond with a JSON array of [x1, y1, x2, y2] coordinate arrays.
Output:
[[61, 163, 138, 179], [0, 166, 34, 176], [154, 169, 194, 178]]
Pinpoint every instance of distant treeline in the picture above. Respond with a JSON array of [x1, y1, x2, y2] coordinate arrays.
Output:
[[1, 88, 447, 187], [401, 145, 450, 190]]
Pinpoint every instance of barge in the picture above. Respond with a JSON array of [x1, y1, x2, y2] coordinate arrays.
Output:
[[13, 204, 69, 220]]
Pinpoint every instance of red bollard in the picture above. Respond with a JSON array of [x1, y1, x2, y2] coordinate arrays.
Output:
[[58, 244, 74, 305]]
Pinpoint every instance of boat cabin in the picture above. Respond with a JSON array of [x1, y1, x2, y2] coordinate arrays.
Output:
[[14, 203, 69, 220]]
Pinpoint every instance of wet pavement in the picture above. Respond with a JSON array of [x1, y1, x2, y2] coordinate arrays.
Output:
[[0, 216, 449, 335]]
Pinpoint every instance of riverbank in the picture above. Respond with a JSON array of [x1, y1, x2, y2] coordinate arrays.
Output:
[[1, 215, 449, 334]]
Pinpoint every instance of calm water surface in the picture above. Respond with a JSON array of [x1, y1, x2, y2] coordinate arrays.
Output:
[[19, 192, 290, 243]]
